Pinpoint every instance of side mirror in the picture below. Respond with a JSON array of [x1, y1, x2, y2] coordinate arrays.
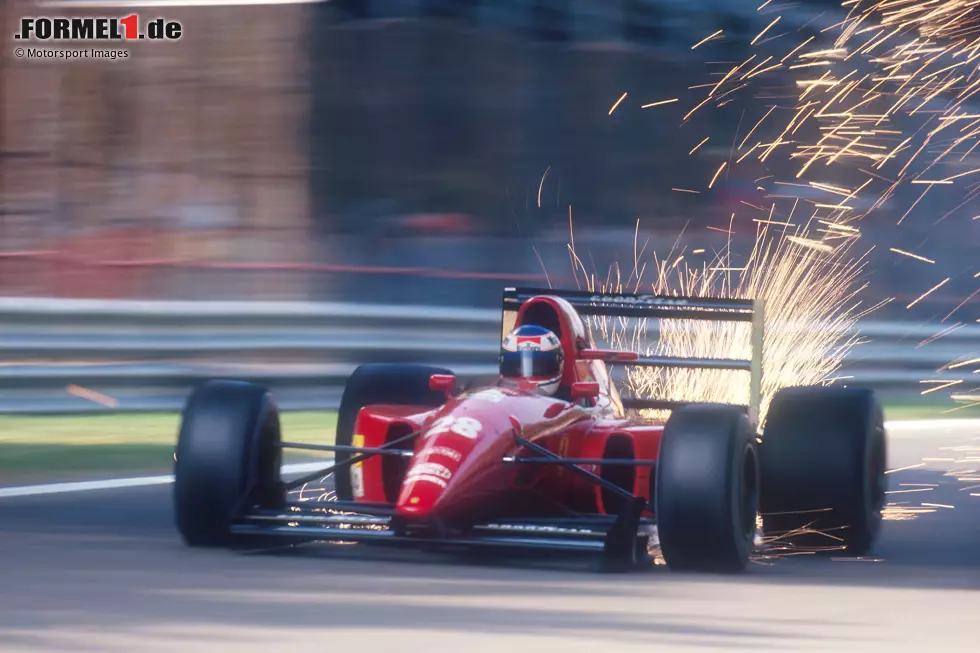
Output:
[[429, 374, 456, 396], [570, 382, 600, 400]]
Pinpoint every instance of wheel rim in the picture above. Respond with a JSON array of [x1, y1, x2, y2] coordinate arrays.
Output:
[[740, 445, 759, 540], [869, 425, 886, 514]]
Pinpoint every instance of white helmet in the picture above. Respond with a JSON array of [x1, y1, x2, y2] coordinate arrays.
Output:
[[499, 324, 564, 396]]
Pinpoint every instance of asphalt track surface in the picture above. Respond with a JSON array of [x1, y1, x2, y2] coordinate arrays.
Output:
[[2, 420, 979, 652]]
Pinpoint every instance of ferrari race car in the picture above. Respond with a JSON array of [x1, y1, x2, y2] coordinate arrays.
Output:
[[173, 287, 887, 573]]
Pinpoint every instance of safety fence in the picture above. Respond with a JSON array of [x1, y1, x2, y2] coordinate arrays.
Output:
[[0, 297, 976, 414]]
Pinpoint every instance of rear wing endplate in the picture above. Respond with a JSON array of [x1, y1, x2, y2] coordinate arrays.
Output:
[[502, 287, 765, 426]]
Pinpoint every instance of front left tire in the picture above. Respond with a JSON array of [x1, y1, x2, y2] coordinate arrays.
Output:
[[334, 363, 453, 501], [655, 404, 760, 573], [759, 386, 886, 556]]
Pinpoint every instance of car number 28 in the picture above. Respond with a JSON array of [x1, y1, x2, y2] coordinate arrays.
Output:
[[425, 415, 482, 440]]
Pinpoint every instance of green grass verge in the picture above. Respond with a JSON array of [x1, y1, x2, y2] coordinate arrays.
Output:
[[879, 398, 980, 421], [0, 399, 976, 486], [0, 411, 336, 485]]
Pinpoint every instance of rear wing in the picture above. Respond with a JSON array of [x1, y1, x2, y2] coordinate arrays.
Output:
[[501, 287, 765, 426]]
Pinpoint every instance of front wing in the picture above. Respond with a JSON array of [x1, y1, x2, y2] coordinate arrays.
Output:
[[230, 500, 656, 569], [233, 429, 660, 570]]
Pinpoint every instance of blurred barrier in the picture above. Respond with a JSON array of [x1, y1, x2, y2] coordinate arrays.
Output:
[[0, 297, 976, 414], [0, 245, 969, 317]]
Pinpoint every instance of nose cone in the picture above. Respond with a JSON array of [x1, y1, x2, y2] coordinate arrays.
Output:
[[396, 431, 467, 519], [396, 388, 545, 526]]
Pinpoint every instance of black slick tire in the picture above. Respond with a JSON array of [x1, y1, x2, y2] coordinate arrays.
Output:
[[174, 380, 284, 547], [759, 386, 886, 556], [334, 364, 452, 501], [655, 404, 760, 573]]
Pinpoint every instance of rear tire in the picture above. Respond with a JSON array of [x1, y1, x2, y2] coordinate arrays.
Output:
[[334, 364, 453, 501], [174, 380, 284, 547], [760, 386, 886, 556], [655, 404, 759, 573]]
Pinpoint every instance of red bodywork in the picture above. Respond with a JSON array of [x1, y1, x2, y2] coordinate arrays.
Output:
[[348, 295, 663, 532]]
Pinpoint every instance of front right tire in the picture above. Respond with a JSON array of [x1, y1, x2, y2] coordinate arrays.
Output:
[[174, 380, 284, 547]]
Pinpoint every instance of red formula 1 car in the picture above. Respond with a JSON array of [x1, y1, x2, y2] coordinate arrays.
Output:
[[173, 287, 887, 573]]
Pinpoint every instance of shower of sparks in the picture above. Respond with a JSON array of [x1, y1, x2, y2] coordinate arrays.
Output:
[[889, 247, 936, 263], [708, 161, 728, 188], [564, 0, 980, 414], [907, 277, 951, 308], [570, 219, 869, 425], [886, 463, 926, 474], [537, 166, 551, 209], [883, 505, 938, 520], [752, 17, 782, 46], [948, 357, 980, 369], [609, 92, 628, 115], [921, 379, 963, 394], [693, 30, 724, 50], [642, 98, 680, 108], [689, 136, 711, 154], [946, 400, 980, 413]]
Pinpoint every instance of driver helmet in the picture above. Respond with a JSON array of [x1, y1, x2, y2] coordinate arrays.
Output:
[[499, 324, 564, 396]]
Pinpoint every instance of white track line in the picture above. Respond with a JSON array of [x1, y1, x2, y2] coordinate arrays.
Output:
[[0, 461, 331, 499], [1, 419, 978, 499], [885, 418, 980, 430], [882, 418, 980, 432]]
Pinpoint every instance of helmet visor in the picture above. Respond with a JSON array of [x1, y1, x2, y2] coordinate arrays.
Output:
[[500, 350, 562, 380]]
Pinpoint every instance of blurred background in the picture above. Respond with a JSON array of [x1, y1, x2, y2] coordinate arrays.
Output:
[[3, 0, 972, 311], [0, 0, 976, 437]]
